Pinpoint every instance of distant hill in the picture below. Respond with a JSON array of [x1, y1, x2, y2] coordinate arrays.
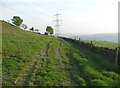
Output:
[[61, 33, 118, 43]]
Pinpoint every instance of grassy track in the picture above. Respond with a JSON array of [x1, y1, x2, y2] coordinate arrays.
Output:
[[2, 21, 120, 86]]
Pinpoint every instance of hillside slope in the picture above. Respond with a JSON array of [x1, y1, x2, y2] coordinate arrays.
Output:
[[72, 33, 118, 43], [2, 21, 120, 86], [81, 40, 118, 49]]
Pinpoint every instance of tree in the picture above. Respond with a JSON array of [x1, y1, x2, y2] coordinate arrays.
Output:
[[46, 26, 54, 35], [29, 27, 34, 31], [21, 24, 27, 30], [44, 32, 48, 35], [35, 29, 39, 33], [11, 16, 23, 26]]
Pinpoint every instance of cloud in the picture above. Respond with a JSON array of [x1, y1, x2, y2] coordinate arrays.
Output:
[[1, 0, 119, 34]]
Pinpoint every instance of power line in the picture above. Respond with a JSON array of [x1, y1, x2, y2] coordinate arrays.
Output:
[[54, 13, 62, 36]]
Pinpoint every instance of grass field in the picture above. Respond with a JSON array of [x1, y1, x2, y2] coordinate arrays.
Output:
[[2, 21, 120, 86], [81, 40, 118, 49]]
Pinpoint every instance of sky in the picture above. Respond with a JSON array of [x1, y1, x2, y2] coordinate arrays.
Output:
[[0, 0, 119, 35]]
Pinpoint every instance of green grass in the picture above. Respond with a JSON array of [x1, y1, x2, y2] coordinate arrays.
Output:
[[62, 39, 120, 86], [81, 40, 118, 49], [2, 21, 53, 85], [2, 21, 120, 86]]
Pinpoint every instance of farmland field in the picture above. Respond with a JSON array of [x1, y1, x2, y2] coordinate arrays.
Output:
[[81, 40, 118, 49], [2, 21, 120, 86]]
